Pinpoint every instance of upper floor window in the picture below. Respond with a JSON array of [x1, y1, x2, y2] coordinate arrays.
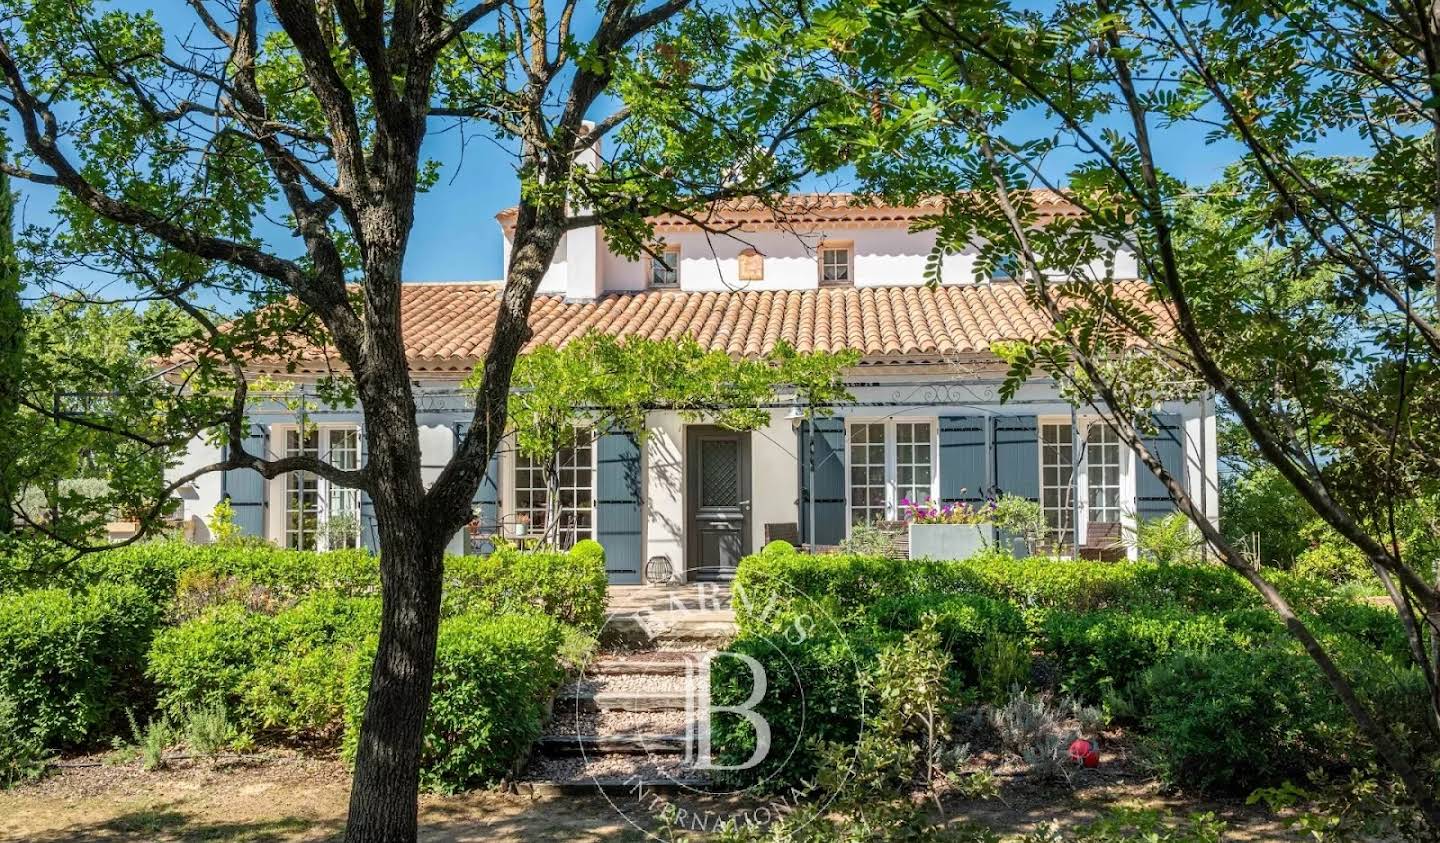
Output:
[[819, 242, 853, 285], [649, 245, 680, 288], [283, 425, 361, 550]]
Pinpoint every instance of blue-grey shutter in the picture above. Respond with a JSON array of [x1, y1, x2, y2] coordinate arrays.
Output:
[[455, 423, 502, 555], [596, 429, 643, 584], [359, 429, 379, 553], [1136, 413, 1185, 518], [222, 424, 268, 538], [991, 416, 1039, 501], [939, 416, 987, 505], [798, 417, 846, 546]]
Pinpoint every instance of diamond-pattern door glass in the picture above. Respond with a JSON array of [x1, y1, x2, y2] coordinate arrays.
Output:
[[700, 439, 739, 506]]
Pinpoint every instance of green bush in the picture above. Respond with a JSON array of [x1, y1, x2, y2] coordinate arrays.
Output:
[[342, 612, 564, 792], [733, 545, 1262, 628], [148, 593, 381, 739], [146, 603, 283, 720], [869, 592, 1025, 683], [0, 583, 162, 748], [241, 594, 381, 738], [442, 541, 608, 634], [709, 616, 886, 789], [1137, 646, 1356, 793], [1038, 609, 1272, 701]]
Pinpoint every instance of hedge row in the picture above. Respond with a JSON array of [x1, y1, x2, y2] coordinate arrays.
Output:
[[716, 544, 1422, 795], [0, 539, 608, 792], [0, 584, 162, 749]]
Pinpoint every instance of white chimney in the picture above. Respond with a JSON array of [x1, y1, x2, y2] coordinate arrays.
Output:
[[565, 121, 605, 301]]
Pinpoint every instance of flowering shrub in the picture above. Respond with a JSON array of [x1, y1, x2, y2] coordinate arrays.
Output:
[[899, 497, 997, 524]]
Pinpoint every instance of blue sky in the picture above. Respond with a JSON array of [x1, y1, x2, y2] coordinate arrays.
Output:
[[12, 2, 1250, 293]]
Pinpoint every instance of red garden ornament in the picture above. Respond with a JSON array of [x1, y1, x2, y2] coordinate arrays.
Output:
[[1068, 738, 1100, 768]]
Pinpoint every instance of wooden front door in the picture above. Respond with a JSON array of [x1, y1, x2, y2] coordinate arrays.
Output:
[[686, 428, 751, 581]]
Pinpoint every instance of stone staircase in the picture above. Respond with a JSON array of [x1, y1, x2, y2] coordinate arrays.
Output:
[[523, 585, 736, 794]]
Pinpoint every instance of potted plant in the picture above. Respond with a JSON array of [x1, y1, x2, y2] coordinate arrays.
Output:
[[901, 497, 997, 560]]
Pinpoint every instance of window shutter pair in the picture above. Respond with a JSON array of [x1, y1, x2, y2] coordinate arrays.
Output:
[[938, 412, 1184, 517]]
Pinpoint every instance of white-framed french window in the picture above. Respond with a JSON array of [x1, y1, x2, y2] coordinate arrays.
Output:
[[648, 244, 681, 288], [278, 423, 362, 551], [1037, 418, 1128, 550], [512, 426, 596, 549], [1085, 422, 1122, 524], [818, 241, 853, 285], [846, 418, 938, 528], [1039, 421, 1076, 548]]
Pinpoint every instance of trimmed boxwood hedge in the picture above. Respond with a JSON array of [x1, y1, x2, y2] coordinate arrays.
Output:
[[0, 583, 162, 748], [342, 611, 565, 792]]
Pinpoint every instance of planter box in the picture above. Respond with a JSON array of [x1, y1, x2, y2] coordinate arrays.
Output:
[[907, 523, 995, 561]]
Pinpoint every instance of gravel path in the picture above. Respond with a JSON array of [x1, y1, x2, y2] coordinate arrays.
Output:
[[546, 709, 693, 737], [527, 755, 710, 784]]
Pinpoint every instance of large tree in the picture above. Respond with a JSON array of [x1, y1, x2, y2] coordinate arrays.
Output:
[[0, 2, 849, 839], [809, 0, 1440, 826]]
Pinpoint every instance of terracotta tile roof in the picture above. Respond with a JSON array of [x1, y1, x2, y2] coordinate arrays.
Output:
[[496, 190, 1084, 228], [246, 281, 1163, 375]]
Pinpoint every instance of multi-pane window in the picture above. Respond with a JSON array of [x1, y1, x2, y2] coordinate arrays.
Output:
[[326, 428, 361, 548], [848, 423, 887, 526], [895, 422, 934, 507], [283, 426, 363, 551], [819, 244, 852, 284], [1040, 423, 1075, 548], [848, 420, 935, 527], [284, 429, 320, 550], [514, 427, 595, 549], [650, 245, 680, 288], [1086, 423, 1122, 523]]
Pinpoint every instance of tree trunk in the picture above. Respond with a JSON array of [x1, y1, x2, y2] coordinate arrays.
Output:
[[343, 507, 448, 843]]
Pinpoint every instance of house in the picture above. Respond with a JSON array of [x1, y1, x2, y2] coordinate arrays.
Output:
[[167, 192, 1219, 583]]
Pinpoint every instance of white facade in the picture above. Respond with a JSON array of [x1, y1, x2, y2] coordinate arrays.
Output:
[[170, 199, 1215, 582]]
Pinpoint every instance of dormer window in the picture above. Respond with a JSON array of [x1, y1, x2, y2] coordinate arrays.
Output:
[[819, 242, 853, 285], [649, 244, 681, 288]]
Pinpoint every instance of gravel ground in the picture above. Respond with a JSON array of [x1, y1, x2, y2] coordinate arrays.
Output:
[[527, 754, 709, 784], [546, 709, 693, 737], [560, 673, 699, 697]]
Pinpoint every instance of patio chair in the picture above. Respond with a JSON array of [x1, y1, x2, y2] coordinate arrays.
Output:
[[1079, 521, 1126, 562]]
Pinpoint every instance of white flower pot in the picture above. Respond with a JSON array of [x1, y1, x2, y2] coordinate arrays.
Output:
[[907, 523, 994, 561]]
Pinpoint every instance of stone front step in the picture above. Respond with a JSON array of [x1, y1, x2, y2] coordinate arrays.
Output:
[[546, 707, 692, 738], [599, 614, 738, 650], [537, 733, 689, 755], [586, 651, 702, 676]]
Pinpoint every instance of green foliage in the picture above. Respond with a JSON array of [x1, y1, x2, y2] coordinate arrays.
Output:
[[989, 494, 1049, 554], [1132, 512, 1203, 566], [869, 592, 1025, 686], [1021, 808, 1226, 843], [709, 615, 883, 789], [0, 583, 161, 749], [1220, 463, 1313, 568], [490, 332, 855, 470], [343, 612, 564, 793], [442, 542, 608, 635], [146, 602, 285, 721], [1136, 647, 1355, 794], [1038, 608, 1271, 702], [0, 694, 48, 787], [1294, 521, 1376, 587], [183, 702, 238, 756]]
